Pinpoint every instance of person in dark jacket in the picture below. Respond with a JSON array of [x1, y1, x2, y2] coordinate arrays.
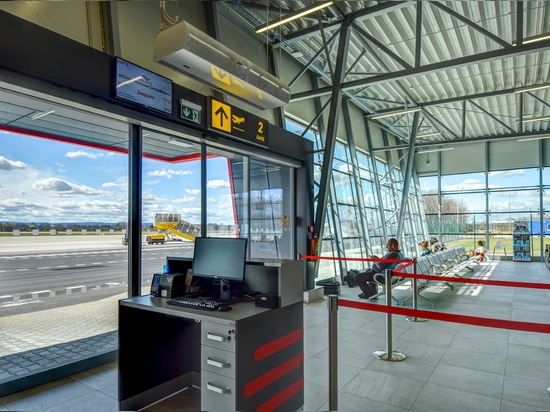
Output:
[[430, 237, 446, 252], [355, 238, 403, 299]]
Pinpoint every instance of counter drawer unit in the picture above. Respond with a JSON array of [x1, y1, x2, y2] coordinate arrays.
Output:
[[201, 321, 236, 352], [201, 346, 235, 379], [201, 370, 236, 411]]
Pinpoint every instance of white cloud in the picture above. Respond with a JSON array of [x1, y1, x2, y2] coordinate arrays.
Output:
[[32, 177, 103, 196], [490, 170, 524, 177], [207, 179, 230, 189], [0, 155, 26, 170], [103, 182, 123, 188], [443, 178, 484, 191], [147, 168, 193, 179], [65, 150, 104, 159], [186, 188, 201, 195]]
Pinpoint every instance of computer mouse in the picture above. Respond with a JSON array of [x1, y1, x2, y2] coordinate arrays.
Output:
[[218, 305, 232, 312]]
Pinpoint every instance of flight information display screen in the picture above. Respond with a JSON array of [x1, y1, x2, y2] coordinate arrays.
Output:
[[114, 57, 172, 115]]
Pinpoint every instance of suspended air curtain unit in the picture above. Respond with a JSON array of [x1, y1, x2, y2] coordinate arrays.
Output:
[[153, 20, 291, 110]]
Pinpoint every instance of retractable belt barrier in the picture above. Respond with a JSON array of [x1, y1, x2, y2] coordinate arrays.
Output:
[[302, 254, 550, 410]]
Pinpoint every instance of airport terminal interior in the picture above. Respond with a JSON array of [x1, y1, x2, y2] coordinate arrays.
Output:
[[0, 1, 550, 411]]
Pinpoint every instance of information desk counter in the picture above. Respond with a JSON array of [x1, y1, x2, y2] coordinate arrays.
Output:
[[118, 295, 304, 411]]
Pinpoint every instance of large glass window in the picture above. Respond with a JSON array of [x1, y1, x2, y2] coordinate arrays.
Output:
[[0, 126, 127, 358]]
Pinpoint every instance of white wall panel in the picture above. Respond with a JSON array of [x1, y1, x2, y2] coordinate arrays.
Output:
[[489, 139, 540, 170]]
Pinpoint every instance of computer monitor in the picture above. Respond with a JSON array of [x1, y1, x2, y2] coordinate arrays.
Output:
[[192, 237, 248, 301]]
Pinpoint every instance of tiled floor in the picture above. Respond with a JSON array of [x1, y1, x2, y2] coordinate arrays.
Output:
[[1, 259, 550, 411]]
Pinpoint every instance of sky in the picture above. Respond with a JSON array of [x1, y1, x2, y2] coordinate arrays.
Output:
[[1, 128, 547, 225], [0, 130, 234, 225], [419, 168, 548, 215]]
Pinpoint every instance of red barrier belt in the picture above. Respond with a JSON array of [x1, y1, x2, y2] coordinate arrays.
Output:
[[338, 299, 550, 334], [403, 272, 550, 289], [300, 254, 410, 263]]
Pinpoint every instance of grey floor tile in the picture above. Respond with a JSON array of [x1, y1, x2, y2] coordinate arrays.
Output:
[[44, 390, 118, 412], [0, 378, 93, 411], [502, 375, 550, 410], [440, 346, 506, 374], [304, 356, 362, 390], [335, 391, 409, 412], [509, 330, 550, 349], [303, 381, 329, 411], [506, 342, 550, 363], [505, 357, 550, 383], [427, 363, 504, 399], [411, 382, 501, 411], [340, 369, 425, 409], [450, 335, 509, 357]]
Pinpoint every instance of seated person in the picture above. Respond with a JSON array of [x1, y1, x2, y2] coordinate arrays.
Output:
[[472, 240, 487, 261], [418, 240, 431, 256], [430, 237, 446, 252], [355, 238, 404, 299]]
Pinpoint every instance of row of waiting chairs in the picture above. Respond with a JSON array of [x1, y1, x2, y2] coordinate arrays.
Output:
[[372, 246, 480, 307]]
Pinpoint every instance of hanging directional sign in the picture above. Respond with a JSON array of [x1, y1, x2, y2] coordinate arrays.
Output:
[[207, 97, 269, 147]]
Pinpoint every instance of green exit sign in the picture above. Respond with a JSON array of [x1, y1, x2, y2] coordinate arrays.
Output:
[[179, 99, 201, 124]]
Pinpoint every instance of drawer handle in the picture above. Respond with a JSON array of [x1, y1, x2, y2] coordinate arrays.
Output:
[[206, 332, 227, 342], [207, 382, 230, 394], [207, 357, 230, 368]]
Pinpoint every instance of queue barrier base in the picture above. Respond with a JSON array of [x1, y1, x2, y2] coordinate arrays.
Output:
[[405, 316, 428, 322], [373, 350, 406, 362]]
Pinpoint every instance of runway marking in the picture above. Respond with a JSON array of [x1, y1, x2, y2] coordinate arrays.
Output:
[[16, 268, 28, 271], [56, 265, 68, 268], [37, 267, 50, 269]]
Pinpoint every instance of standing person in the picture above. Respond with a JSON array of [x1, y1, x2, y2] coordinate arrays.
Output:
[[418, 240, 431, 256], [355, 238, 404, 299], [430, 237, 446, 252]]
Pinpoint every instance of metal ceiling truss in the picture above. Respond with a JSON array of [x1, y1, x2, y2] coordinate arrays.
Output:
[[225, 1, 550, 148]]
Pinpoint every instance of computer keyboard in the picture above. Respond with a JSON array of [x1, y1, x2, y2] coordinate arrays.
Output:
[[167, 296, 227, 311]]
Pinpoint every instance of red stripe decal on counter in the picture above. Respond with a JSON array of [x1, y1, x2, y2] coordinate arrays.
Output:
[[256, 377, 304, 412], [244, 353, 303, 398], [254, 328, 304, 361]]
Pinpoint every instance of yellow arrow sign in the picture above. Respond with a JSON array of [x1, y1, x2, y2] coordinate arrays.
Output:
[[211, 99, 231, 133]]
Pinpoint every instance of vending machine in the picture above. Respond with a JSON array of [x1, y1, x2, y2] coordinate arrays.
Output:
[[512, 220, 531, 262]]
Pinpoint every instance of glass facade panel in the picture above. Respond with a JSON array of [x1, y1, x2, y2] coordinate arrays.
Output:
[[0, 127, 127, 357], [488, 168, 539, 189]]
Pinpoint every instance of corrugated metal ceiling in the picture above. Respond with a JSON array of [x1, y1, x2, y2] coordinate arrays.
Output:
[[223, 1, 550, 149]]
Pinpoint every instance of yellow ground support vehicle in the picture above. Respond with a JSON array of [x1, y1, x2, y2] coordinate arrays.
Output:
[[145, 233, 166, 245]]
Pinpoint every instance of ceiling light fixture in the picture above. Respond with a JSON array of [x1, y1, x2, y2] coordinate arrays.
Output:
[[513, 34, 550, 46], [31, 110, 55, 120], [517, 136, 550, 142], [255, 1, 334, 34], [417, 132, 441, 138], [416, 147, 454, 154], [370, 107, 421, 120], [521, 115, 550, 123], [514, 83, 550, 94]]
